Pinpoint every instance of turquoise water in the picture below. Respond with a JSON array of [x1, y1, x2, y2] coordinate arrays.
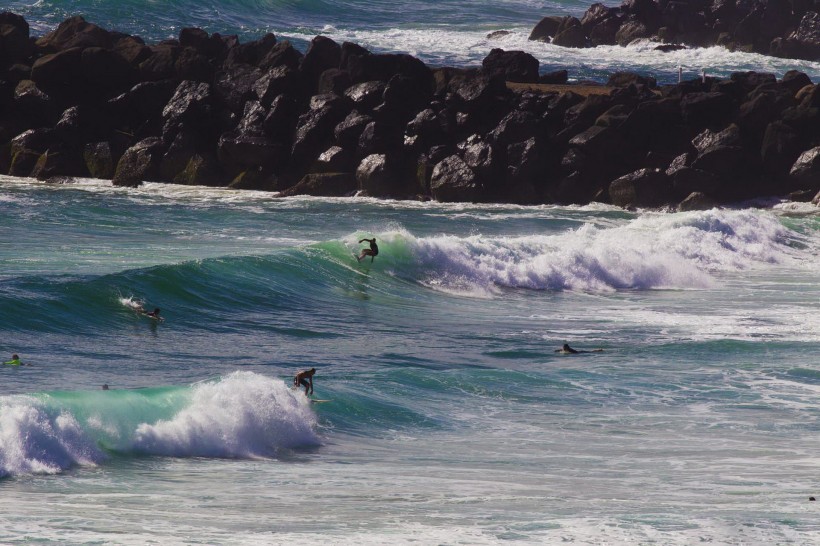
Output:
[[1, 176, 819, 543], [8, 0, 820, 82]]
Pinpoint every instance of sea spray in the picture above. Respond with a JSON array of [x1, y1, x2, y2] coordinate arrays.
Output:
[[0, 373, 319, 476]]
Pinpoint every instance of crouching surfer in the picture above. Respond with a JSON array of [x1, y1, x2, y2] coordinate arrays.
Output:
[[357, 237, 378, 263], [293, 367, 316, 396]]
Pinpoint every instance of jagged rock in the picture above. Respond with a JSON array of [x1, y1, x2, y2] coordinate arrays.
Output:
[[175, 47, 214, 82], [291, 102, 351, 165], [615, 19, 651, 46], [280, 172, 356, 197], [761, 121, 802, 177], [312, 146, 355, 173], [405, 108, 446, 148], [462, 138, 498, 180], [35, 16, 112, 51], [162, 80, 213, 128], [139, 44, 180, 81], [552, 25, 587, 48], [789, 146, 820, 189], [31, 146, 87, 180], [112, 137, 164, 187], [680, 91, 735, 129], [609, 168, 671, 208], [781, 70, 813, 95], [487, 30, 511, 40], [173, 154, 225, 187], [225, 33, 277, 69], [215, 65, 263, 112], [503, 137, 545, 203], [114, 36, 151, 66], [671, 167, 722, 196], [344, 81, 386, 111], [481, 49, 539, 83], [691, 124, 741, 154], [346, 53, 433, 94], [334, 111, 373, 149], [218, 131, 283, 175], [300, 36, 341, 90], [355, 153, 404, 197], [14, 79, 57, 126], [259, 40, 303, 71], [317, 68, 352, 95], [529, 16, 565, 41], [357, 121, 402, 158], [677, 191, 718, 211], [431, 155, 481, 202], [263, 94, 299, 143], [84, 141, 114, 178]]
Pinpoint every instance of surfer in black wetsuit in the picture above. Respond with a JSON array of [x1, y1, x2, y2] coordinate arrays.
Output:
[[357, 237, 379, 263], [555, 343, 603, 354], [294, 367, 316, 395]]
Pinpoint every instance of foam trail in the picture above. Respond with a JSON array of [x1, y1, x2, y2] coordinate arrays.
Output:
[[387, 209, 807, 295]]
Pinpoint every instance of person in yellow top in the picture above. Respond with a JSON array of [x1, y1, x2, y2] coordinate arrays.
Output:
[[4, 354, 31, 366]]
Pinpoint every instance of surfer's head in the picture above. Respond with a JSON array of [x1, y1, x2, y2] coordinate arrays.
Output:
[[153, 308, 160, 314], [310, 367, 316, 374], [11, 354, 18, 359], [562, 344, 571, 351]]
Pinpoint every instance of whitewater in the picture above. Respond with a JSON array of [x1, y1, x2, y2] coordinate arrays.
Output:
[[1, 175, 819, 544]]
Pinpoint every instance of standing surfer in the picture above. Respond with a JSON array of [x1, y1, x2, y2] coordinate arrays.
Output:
[[357, 237, 378, 263], [294, 367, 316, 396]]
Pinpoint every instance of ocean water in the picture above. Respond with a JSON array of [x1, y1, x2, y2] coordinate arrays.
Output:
[[1, 175, 819, 544], [8, 0, 820, 83]]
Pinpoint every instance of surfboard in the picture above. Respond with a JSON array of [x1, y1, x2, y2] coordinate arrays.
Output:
[[310, 399, 332, 403]]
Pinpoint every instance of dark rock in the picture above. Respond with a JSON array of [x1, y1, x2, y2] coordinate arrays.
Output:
[[162, 80, 214, 133], [761, 121, 802, 178], [589, 16, 623, 45], [488, 110, 539, 146], [539, 70, 569, 84], [529, 16, 565, 41], [564, 94, 613, 127], [781, 70, 813, 95], [300, 36, 341, 90], [14, 79, 57, 126], [254, 65, 303, 107], [263, 94, 299, 144], [503, 137, 547, 203], [607, 72, 656, 88], [215, 65, 264, 113], [344, 81, 387, 111], [783, 11, 820, 61], [677, 191, 718, 211], [381, 73, 434, 122], [317, 68, 352, 95], [175, 47, 214, 82], [291, 100, 352, 165], [259, 41, 303, 71], [405, 108, 446, 148], [481, 49, 539, 83], [225, 33, 277, 68], [552, 25, 587, 48], [31, 146, 87, 180], [139, 44, 180, 81], [789, 146, 820, 189], [615, 19, 651, 46], [312, 145, 355, 173], [691, 124, 741, 154], [228, 168, 276, 190], [680, 91, 735, 129], [31, 47, 83, 97], [80, 46, 136, 98], [430, 155, 481, 202], [339, 41, 370, 71], [609, 167, 671, 208], [347, 53, 433, 94], [595, 104, 632, 127], [487, 30, 512, 40], [8, 148, 40, 176], [114, 36, 152, 66], [654, 44, 687, 52], [462, 138, 498, 180], [218, 131, 283, 175], [0, 21, 33, 65], [35, 16, 112, 51], [671, 167, 722, 196], [169, 153, 222, 186], [334, 111, 374, 149], [357, 121, 402, 158], [280, 172, 356, 197], [112, 137, 164, 187], [84, 141, 114, 178]]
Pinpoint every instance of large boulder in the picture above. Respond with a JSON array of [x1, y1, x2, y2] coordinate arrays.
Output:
[[300, 36, 342, 90], [112, 137, 164, 187], [789, 146, 820, 189], [529, 16, 565, 41], [35, 16, 112, 52], [84, 141, 114, 178], [608, 168, 671, 208], [481, 49, 539, 83], [430, 155, 481, 202]]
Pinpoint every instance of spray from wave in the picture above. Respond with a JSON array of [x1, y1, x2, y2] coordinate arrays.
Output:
[[0, 372, 319, 477]]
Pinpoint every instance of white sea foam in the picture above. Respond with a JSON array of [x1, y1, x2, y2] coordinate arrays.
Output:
[[282, 26, 820, 81], [386, 208, 807, 294], [0, 396, 106, 477], [132, 371, 319, 457]]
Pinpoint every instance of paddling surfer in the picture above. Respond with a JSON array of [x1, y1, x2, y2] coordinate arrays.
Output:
[[555, 343, 603, 354], [357, 237, 378, 263], [293, 367, 316, 395], [3, 354, 31, 366]]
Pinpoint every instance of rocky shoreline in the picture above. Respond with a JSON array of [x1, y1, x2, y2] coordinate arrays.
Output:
[[1, 12, 819, 209]]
